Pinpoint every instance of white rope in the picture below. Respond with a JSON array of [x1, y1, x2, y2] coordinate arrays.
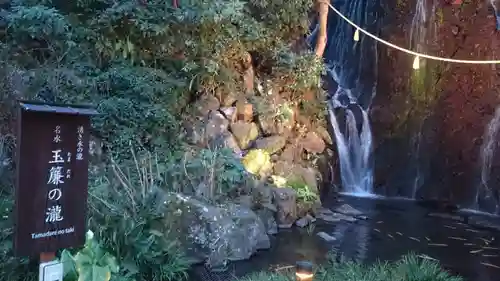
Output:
[[327, 3, 500, 64]]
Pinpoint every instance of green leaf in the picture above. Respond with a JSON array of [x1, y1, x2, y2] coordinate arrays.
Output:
[[98, 252, 119, 273], [61, 250, 77, 281], [77, 264, 110, 281]]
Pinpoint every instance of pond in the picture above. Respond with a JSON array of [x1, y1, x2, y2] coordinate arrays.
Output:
[[191, 195, 500, 281]]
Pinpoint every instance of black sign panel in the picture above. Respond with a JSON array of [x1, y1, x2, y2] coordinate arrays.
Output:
[[14, 102, 98, 256]]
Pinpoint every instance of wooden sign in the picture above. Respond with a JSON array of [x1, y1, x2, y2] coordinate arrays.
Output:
[[14, 101, 99, 257]]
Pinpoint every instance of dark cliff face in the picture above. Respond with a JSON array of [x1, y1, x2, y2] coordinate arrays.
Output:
[[371, 0, 500, 206]]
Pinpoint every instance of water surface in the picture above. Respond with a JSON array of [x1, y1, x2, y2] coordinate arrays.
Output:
[[191, 196, 500, 281]]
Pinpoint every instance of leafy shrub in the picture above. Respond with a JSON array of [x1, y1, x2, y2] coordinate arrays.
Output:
[[61, 230, 119, 281], [242, 253, 463, 281], [287, 180, 318, 203], [87, 149, 190, 281], [163, 146, 247, 200]]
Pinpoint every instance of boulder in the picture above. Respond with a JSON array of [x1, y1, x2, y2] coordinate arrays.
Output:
[[254, 136, 287, 155], [255, 208, 278, 235], [297, 199, 322, 218], [194, 95, 220, 117], [220, 107, 237, 123], [300, 131, 326, 154], [273, 161, 320, 194], [208, 130, 241, 155], [236, 100, 254, 122], [160, 193, 270, 267], [334, 204, 363, 217], [316, 207, 357, 223], [257, 115, 279, 136], [252, 182, 275, 210], [205, 111, 229, 139], [315, 126, 333, 145], [280, 143, 302, 163], [272, 187, 297, 228], [243, 67, 255, 95], [231, 121, 259, 149], [241, 149, 272, 177], [295, 214, 316, 228]]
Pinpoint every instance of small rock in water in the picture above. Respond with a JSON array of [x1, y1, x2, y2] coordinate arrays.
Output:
[[295, 214, 316, 228], [317, 211, 357, 223], [317, 232, 336, 242], [334, 204, 363, 216]]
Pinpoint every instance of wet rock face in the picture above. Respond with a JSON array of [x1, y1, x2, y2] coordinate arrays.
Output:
[[160, 192, 270, 268], [272, 187, 298, 228], [372, 0, 500, 203]]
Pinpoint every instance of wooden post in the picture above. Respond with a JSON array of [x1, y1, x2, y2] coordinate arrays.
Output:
[[314, 0, 329, 58], [40, 252, 56, 262]]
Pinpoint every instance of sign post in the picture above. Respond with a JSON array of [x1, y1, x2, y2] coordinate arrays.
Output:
[[14, 101, 99, 281]]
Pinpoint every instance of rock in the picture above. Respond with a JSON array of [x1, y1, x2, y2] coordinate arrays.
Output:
[[160, 193, 270, 267], [231, 121, 259, 149], [317, 232, 336, 242], [235, 195, 254, 209], [273, 161, 320, 194], [208, 131, 242, 154], [315, 126, 333, 145], [300, 131, 326, 154], [258, 115, 278, 135], [254, 136, 287, 155], [295, 214, 316, 228], [316, 207, 357, 223], [255, 208, 278, 235], [220, 107, 237, 123], [252, 182, 275, 208], [334, 204, 363, 216], [236, 100, 254, 122], [296, 166, 319, 194], [194, 95, 220, 117], [280, 144, 302, 163], [243, 67, 255, 94], [242, 149, 272, 177], [272, 187, 298, 228], [205, 111, 229, 139], [297, 200, 322, 217]]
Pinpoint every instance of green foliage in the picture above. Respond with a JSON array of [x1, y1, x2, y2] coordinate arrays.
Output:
[[286, 180, 318, 203], [0, 0, 322, 157], [87, 149, 190, 281], [0, 195, 38, 281], [61, 231, 119, 281], [247, 0, 313, 41], [0, 0, 324, 280], [242, 253, 463, 281], [163, 146, 247, 200]]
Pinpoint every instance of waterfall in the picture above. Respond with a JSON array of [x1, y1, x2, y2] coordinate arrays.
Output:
[[327, 88, 374, 195], [407, 0, 438, 199], [308, 0, 382, 196], [472, 106, 500, 213]]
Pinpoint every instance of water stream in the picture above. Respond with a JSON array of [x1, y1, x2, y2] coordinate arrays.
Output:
[[407, 0, 438, 199], [309, 0, 382, 196], [471, 106, 500, 213]]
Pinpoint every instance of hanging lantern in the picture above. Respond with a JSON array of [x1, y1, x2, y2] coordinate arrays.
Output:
[[354, 28, 360, 41], [412, 56, 420, 70]]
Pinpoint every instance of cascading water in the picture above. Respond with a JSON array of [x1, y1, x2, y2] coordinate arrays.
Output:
[[407, 0, 438, 199], [327, 86, 374, 195], [308, 0, 383, 196], [471, 106, 500, 213]]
